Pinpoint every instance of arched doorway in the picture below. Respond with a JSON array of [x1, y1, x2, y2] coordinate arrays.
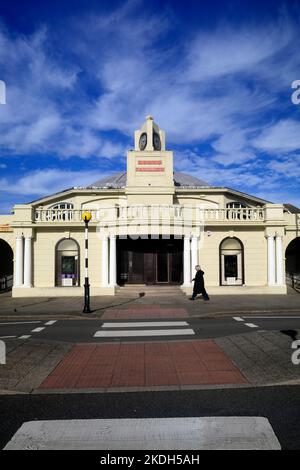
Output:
[[219, 237, 244, 286], [0, 239, 14, 291], [55, 238, 80, 287], [285, 237, 300, 289]]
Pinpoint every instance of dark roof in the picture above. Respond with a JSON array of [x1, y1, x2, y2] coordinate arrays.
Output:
[[87, 172, 210, 189], [284, 204, 300, 214]]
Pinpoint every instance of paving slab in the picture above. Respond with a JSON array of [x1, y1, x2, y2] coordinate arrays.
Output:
[[215, 331, 300, 385], [39, 340, 247, 390], [0, 339, 73, 393]]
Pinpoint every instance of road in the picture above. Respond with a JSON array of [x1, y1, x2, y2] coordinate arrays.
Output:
[[1, 315, 300, 342], [0, 385, 300, 449]]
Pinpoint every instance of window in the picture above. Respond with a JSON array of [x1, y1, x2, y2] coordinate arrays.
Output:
[[226, 202, 249, 220], [55, 238, 79, 286], [45, 202, 74, 221], [220, 237, 244, 286], [226, 202, 248, 209], [51, 202, 73, 210]]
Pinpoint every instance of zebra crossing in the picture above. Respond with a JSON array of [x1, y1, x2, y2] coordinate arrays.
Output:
[[93, 321, 195, 338], [4, 417, 281, 450]]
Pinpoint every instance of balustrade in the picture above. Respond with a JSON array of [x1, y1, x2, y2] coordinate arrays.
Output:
[[34, 206, 265, 224]]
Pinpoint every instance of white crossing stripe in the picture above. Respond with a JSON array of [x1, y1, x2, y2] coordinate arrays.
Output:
[[233, 317, 244, 322], [94, 329, 195, 338], [4, 417, 281, 450], [0, 335, 16, 339], [31, 327, 45, 333], [44, 320, 57, 326], [245, 323, 259, 328], [102, 321, 188, 328], [19, 335, 31, 339], [95, 320, 195, 338]]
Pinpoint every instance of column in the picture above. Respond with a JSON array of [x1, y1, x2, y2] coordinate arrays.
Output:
[[267, 236, 276, 285], [109, 235, 117, 287], [191, 236, 198, 275], [15, 236, 24, 287], [275, 235, 283, 285], [23, 236, 32, 287], [183, 235, 191, 286], [101, 236, 109, 287]]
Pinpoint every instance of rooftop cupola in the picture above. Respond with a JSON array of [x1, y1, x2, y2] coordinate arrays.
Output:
[[134, 115, 166, 152]]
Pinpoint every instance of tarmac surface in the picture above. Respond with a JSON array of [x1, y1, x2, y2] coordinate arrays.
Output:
[[0, 291, 300, 450], [1, 385, 300, 449]]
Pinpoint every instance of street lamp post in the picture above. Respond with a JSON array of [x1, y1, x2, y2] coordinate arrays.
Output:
[[82, 211, 92, 313]]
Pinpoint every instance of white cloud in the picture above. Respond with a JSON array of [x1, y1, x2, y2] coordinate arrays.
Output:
[[0, 6, 299, 158], [0, 169, 110, 196], [211, 130, 255, 166], [185, 21, 294, 82], [253, 119, 300, 154], [0, 4, 300, 211], [267, 155, 300, 177]]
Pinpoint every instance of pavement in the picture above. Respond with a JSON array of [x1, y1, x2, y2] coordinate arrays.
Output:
[[0, 287, 300, 320], [0, 337, 72, 393]]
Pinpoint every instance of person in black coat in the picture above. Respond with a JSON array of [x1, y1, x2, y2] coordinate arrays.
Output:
[[190, 265, 209, 301]]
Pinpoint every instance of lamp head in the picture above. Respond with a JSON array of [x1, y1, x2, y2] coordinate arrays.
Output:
[[82, 211, 92, 223]]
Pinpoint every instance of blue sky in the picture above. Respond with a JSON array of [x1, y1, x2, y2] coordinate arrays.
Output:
[[0, 0, 300, 213]]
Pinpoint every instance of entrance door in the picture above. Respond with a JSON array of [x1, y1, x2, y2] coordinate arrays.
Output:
[[220, 237, 244, 286], [144, 253, 155, 284], [224, 255, 238, 278], [128, 251, 144, 283], [156, 252, 169, 283], [117, 237, 183, 285]]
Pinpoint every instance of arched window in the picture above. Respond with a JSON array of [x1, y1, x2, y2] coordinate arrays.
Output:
[[226, 201, 249, 220], [47, 202, 74, 221], [220, 237, 244, 286], [51, 202, 73, 210], [55, 238, 79, 287], [226, 202, 248, 209]]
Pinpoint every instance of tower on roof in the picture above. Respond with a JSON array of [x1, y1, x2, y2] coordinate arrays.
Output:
[[126, 116, 174, 204], [134, 115, 166, 152]]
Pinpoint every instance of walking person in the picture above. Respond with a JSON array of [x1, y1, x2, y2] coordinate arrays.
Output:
[[190, 265, 210, 301]]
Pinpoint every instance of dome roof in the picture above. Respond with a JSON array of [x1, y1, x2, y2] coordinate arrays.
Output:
[[88, 172, 210, 189]]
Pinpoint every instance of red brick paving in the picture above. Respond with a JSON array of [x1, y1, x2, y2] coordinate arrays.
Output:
[[102, 307, 188, 319], [39, 340, 248, 390]]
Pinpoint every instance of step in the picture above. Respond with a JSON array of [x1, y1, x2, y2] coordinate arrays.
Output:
[[116, 285, 185, 297]]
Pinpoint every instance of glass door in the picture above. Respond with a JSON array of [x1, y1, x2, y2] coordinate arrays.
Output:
[[156, 252, 169, 283]]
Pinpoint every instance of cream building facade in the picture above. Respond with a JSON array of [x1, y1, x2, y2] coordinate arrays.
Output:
[[0, 116, 299, 297]]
